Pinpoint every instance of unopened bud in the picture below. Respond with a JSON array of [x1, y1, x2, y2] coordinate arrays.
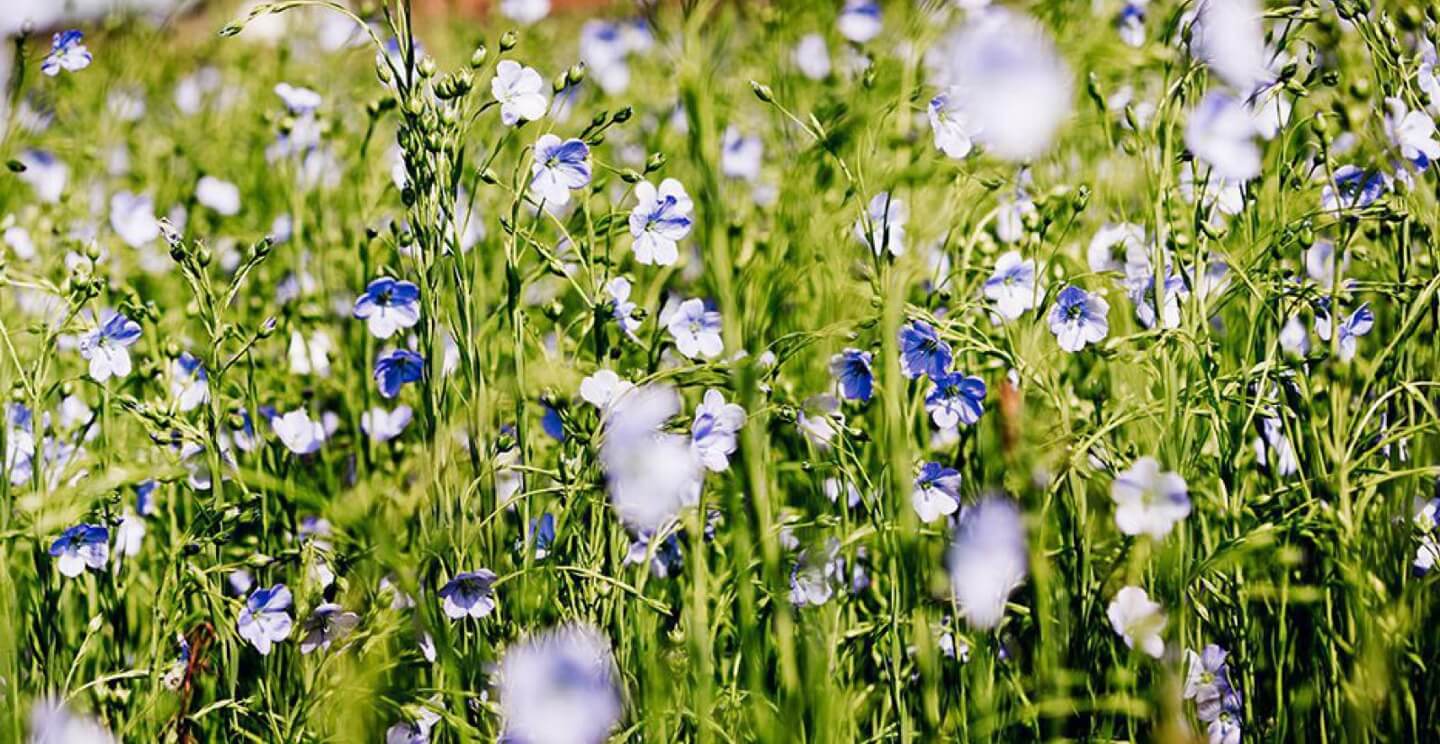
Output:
[[749, 80, 774, 103]]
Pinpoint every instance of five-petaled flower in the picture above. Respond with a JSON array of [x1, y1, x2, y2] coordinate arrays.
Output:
[[629, 178, 694, 266], [43, 31, 92, 77], [898, 320, 952, 380], [912, 461, 961, 523], [664, 298, 723, 360], [492, 60, 549, 126], [925, 372, 986, 430], [829, 348, 874, 403], [50, 524, 109, 578], [984, 251, 1039, 320], [1107, 585, 1166, 658], [1111, 457, 1191, 539], [238, 584, 294, 655], [1048, 285, 1110, 352], [530, 135, 591, 207], [375, 349, 425, 398], [353, 277, 421, 339], [690, 389, 746, 472], [439, 569, 498, 620], [80, 311, 142, 383]]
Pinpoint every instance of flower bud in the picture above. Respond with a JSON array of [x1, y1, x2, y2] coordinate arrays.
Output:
[[749, 80, 774, 103], [499, 30, 518, 51]]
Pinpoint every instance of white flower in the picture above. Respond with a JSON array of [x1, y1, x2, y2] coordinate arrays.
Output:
[[797, 394, 844, 449], [362, 406, 413, 443], [948, 497, 1028, 629], [500, 0, 550, 25], [793, 33, 831, 80], [28, 698, 115, 744], [1107, 585, 1166, 658], [1384, 97, 1440, 166], [497, 623, 622, 744], [983, 251, 1038, 320], [288, 329, 334, 377], [1186, 93, 1261, 181], [853, 193, 907, 257], [1111, 457, 1191, 539], [838, 0, 882, 44], [196, 176, 241, 216], [109, 191, 161, 247], [5, 226, 36, 261], [690, 389, 746, 472], [932, 10, 1072, 161], [273, 409, 325, 455], [116, 510, 146, 558], [1279, 315, 1309, 356], [580, 369, 635, 414], [1087, 223, 1149, 274], [492, 60, 548, 126], [1190, 0, 1266, 90], [662, 298, 724, 360], [928, 89, 976, 160], [274, 82, 321, 114], [721, 126, 763, 182]]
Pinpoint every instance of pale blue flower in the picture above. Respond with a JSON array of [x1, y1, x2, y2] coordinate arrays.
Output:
[[629, 178, 693, 266], [912, 462, 961, 523], [530, 135, 591, 207], [42, 31, 92, 77], [1313, 299, 1373, 361], [237, 584, 294, 655], [79, 311, 141, 383], [1048, 285, 1110, 352], [438, 569, 498, 620]]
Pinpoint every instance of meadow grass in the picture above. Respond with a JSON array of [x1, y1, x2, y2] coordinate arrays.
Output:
[[1, 0, 1439, 741]]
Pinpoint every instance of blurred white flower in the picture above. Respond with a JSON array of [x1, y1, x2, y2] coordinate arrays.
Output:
[[1191, 0, 1266, 91], [1186, 93, 1260, 181], [948, 497, 1028, 629], [497, 623, 622, 744], [934, 10, 1072, 161]]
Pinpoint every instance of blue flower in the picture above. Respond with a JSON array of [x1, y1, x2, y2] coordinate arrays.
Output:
[[690, 389, 746, 472], [541, 404, 565, 442], [49, 524, 109, 578], [438, 569, 498, 620], [522, 512, 556, 559], [530, 135, 591, 207], [374, 349, 425, 399], [1321, 165, 1386, 211], [79, 310, 142, 382], [838, 0, 882, 44], [629, 178, 693, 266], [237, 584, 293, 655], [829, 348, 874, 402], [136, 480, 158, 516], [899, 320, 952, 380], [353, 277, 421, 339], [170, 352, 209, 412], [983, 251, 1038, 320], [42, 31, 92, 77], [1313, 299, 1374, 362], [1048, 285, 1110, 352], [912, 461, 962, 523], [925, 372, 986, 429]]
